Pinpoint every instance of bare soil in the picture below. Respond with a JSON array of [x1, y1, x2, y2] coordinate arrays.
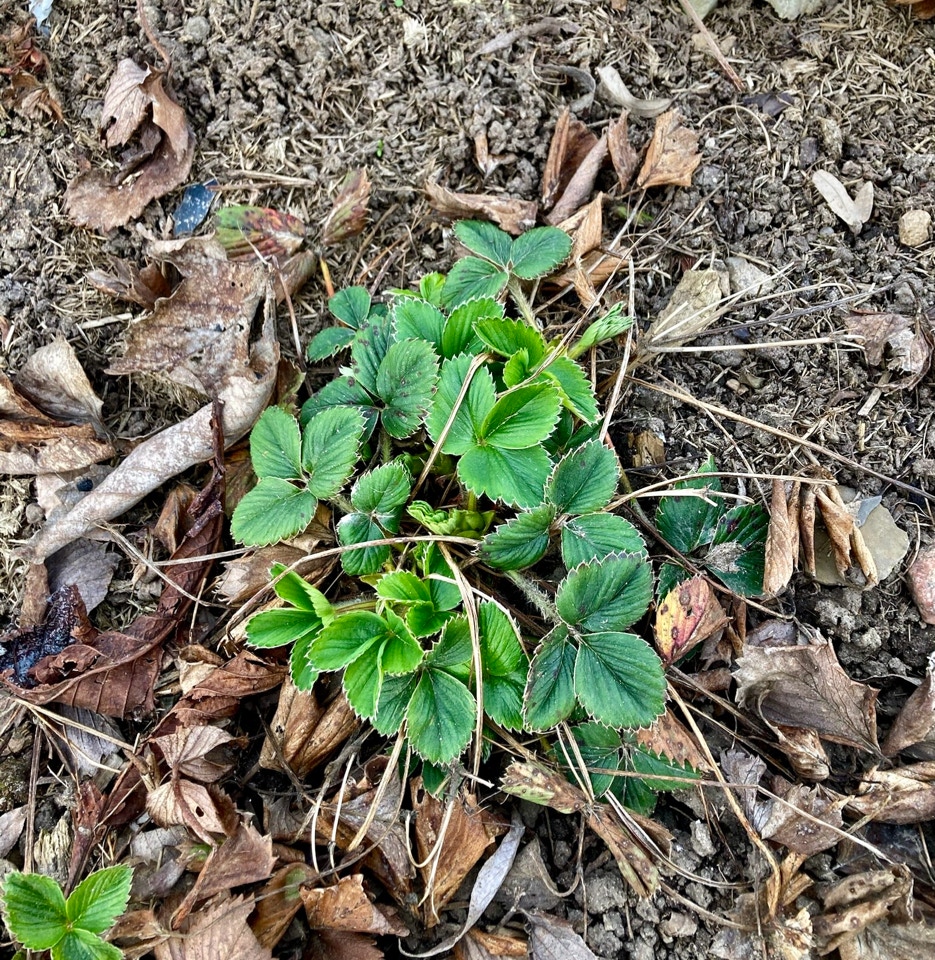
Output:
[[2, 1, 935, 958]]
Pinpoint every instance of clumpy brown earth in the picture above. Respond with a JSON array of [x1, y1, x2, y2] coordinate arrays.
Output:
[[2, 0, 935, 958]]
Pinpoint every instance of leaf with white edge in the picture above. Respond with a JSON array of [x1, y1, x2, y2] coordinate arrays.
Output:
[[290, 632, 320, 691], [556, 553, 653, 633], [459, 444, 552, 507], [250, 406, 302, 480], [480, 504, 555, 570], [270, 564, 333, 618], [574, 632, 666, 728], [351, 461, 410, 524], [301, 407, 364, 499], [329, 286, 371, 329], [571, 723, 623, 799], [308, 611, 387, 671], [377, 570, 430, 604], [350, 310, 394, 395], [479, 383, 561, 449], [343, 648, 383, 719], [484, 672, 526, 730], [407, 669, 476, 763], [246, 608, 322, 648], [426, 354, 496, 455], [300, 376, 378, 436], [53, 928, 123, 960], [654, 455, 723, 553], [337, 513, 389, 575], [454, 220, 512, 267], [474, 317, 546, 365], [426, 616, 473, 678], [478, 602, 524, 675], [373, 673, 418, 735], [509, 226, 571, 279], [541, 355, 600, 424], [524, 627, 578, 731], [407, 602, 453, 638], [307, 325, 356, 362], [65, 865, 132, 935], [381, 608, 424, 674], [393, 299, 446, 353], [230, 479, 316, 547], [568, 303, 635, 359], [630, 747, 701, 793], [442, 298, 501, 358], [502, 349, 532, 388], [561, 513, 646, 568], [376, 339, 439, 439], [547, 441, 619, 515], [442, 257, 508, 307], [2, 871, 67, 950]]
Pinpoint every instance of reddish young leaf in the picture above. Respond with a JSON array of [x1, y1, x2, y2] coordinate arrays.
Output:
[[214, 205, 307, 262]]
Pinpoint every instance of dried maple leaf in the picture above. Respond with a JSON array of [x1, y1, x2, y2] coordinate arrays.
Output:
[[637, 109, 702, 189]]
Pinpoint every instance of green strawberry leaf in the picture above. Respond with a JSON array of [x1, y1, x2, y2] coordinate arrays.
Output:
[[454, 220, 512, 268], [478, 383, 561, 449], [52, 927, 123, 960], [376, 570, 430, 604], [420, 273, 446, 305], [376, 339, 439, 439], [269, 564, 333, 619], [654, 455, 723, 554], [426, 354, 496, 455], [561, 513, 646, 568], [245, 608, 322, 648], [568, 722, 623, 799], [474, 318, 546, 366], [630, 747, 701, 793], [408, 501, 495, 538], [540, 355, 600, 424], [442, 298, 501, 358], [230, 479, 317, 546], [337, 513, 389, 575], [656, 561, 690, 601], [290, 631, 320, 691], [407, 669, 476, 763], [65, 865, 132, 935], [307, 325, 356, 362], [442, 257, 508, 307], [393, 299, 446, 353], [574, 632, 665, 728], [343, 648, 384, 719], [309, 611, 387, 671], [524, 626, 577, 731], [381, 609, 424, 674], [509, 226, 571, 279], [373, 673, 419, 735], [458, 444, 552, 508], [250, 406, 302, 481], [301, 407, 365, 500], [300, 376, 379, 437], [350, 462, 410, 525], [546, 440, 619, 516], [350, 310, 395, 395], [478, 602, 524, 676], [2, 871, 68, 950], [479, 504, 555, 570], [556, 553, 653, 634], [568, 303, 635, 359], [483, 672, 526, 731], [329, 286, 371, 329], [426, 616, 473, 679]]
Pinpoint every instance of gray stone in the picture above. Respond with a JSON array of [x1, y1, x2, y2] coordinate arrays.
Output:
[[726, 257, 775, 298]]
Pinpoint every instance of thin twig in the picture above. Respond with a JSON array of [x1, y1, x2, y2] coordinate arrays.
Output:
[[674, 0, 745, 92]]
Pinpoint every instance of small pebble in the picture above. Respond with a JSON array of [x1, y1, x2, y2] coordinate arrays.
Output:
[[907, 546, 935, 625], [898, 210, 932, 248], [181, 16, 210, 43]]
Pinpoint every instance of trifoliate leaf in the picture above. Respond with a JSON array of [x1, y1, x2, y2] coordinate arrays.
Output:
[[459, 444, 552, 508], [393, 298, 446, 353], [309, 611, 387, 671], [442, 257, 508, 307], [474, 317, 546, 365], [245, 608, 323, 648], [301, 407, 365, 499], [350, 461, 411, 524], [426, 353, 496, 455], [556, 553, 653, 633], [442, 298, 501, 358], [509, 226, 571, 279], [546, 440, 619, 515], [524, 627, 577, 731], [350, 309, 394, 395], [329, 286, 371, 329], [250, 406, 302, 480], [65, 865, 132, 935], [478, 383, 561, 449], [574, 632, 666, 728], [454, 220, 512, 267], [307, 325, 356, 362], [561, 513, 646, 568], [568, 303, 635, 359], [540, 355, 600, 424], [654, 455, 723, 554], [480, 504, 555, 570], [230, 479, 316, 546], [376, 339, 439, 438], [2, 871, 67, 950], [300, 376, 378, 437], [337, 513, 389, 575], [407, 669, 476, 763]]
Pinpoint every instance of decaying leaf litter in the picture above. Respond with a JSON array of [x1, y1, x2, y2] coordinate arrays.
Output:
[[3, 0, 935, 958]]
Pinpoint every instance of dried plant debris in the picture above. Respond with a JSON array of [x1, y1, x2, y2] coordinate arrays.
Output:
[[0, 18, 63, 121], [87, 258, 172, 308], [541, 107, 599, 212], [65, 58, 194, 232], [213, 205, 307, 262], [883, 655, 935, 758], [595, 66, 672, 117], [545, 133, 608, 226], [811, 170, 874, 234], [425, 181, 537, 235], [321, 168, 371, 246], [845, 310, 933, 390], [608, 111, 640, 191], [637, 109, 702, 189]]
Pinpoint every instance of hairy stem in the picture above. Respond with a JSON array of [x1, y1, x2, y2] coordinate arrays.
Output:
[[507, 570, 560, 624]]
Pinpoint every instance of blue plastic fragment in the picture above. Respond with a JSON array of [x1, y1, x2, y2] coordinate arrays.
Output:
[[30, 0, 54, 33], [172, 178, 219, 236]]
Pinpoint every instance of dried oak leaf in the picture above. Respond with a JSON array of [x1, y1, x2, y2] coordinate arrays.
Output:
[[302, 875, 408, 936], [153, 893, 272, 960], [637, 109, 702, 189], [425, 181, 537, 236]]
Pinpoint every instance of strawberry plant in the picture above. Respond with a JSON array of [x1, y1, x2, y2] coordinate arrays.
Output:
[[232, 220, 679, 788]]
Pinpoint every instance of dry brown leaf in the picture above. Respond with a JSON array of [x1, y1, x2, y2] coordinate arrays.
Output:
[[15, 338, 105, 429], [0, 21, 63, 122], [845, 311, 932, 390], [304, 931, 383, 960], [217, 536, 335, 606], [882, 655, 935, 758], [146, 779, 237, 843], [772, 724, 831, 782], [153, 726, 237, 783], [88, 260, 172, 308], [634, 707, 711, 774], [758, 781, 846, 856], [425, 181, 537, 236], [251, 862, 319, 950], [847, 762, 935, 824], [302, 875, 408, 936], [153, 893, 271, 960], [45, 538, 117, 613], [456, 929, 528, 959], [764, 479, 799, 597], [550, 250, 628, 307], [322, 168, 371, 246], [891, 0, 935, 17], [273, 251, 317, 304], [637, 109, 702, 189], [526, 911, 601, 960], [734, 636, 880, 753], [101, 59, 155, 147], [473, 130, 517, 178], [546, 133, 608, 225], [494, 838, 562, 912], [541, 107, 599, 210], [557, 193, 603, 261], [654, 575, 729, 666], [608, 111, 640, 191]]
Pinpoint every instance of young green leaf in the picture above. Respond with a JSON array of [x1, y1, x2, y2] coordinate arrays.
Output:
[[329, 286, 371, 329], [53, 927, 123, 960], [556, 553, 653, 634], [442, 298, 501, 358], [309, 611, 388, 671], [426, 354, 496, 456], [381, 608, 424, 674], [480, 504, 556, 570], [561, 513, 646, 568], [343, 649, 384, 719], [420, 272, 446, 305], [509, 226, 571, 279], [351, 462, 411, 522], [65, 865, 132, 935], [478, 384, 561, 450], [270, 564, 333, 619], [393, 298, 446, 353], [407, 669, 476, 763], [377, 570, 430, 604], [373, 673, 419, 735], [478, 603, 528, 729], [426, 615, 473, 675], [246, 608, 323, 648], [290, 632, 320, 691], [574, 632, 666, 728], [474, 318, 546, 365], [250, 406, 302, 481], [442, 257, 508, 307], [540, 355, 600, 424], [375, 339, 439, 438], [301, 407, 364, 499], [459, 444, 552, 508], [568, 303, 635, 359], [300, 376, 378, 437], [408, 501, 495, 538], [524, 627, 578, 731], [2, 871, 68, 950], [351, 310, 395, 395], [546, 441, 619, 516], [454, 220, 512, 268], [337, 513, 388, 575], [230, 478, 317, 546], [307, 325, 356, 362]]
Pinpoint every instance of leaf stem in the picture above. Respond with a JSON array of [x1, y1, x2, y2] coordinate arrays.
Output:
[[506, 570, 560, 625], [507, 276, 537, 327]]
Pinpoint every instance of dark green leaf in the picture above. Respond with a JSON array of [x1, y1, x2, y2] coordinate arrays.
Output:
[[351, 310, 394, 395], [483, 673, 526, 731], [509, 226, 571, 279], [442, 298, 501, 358], [245, 608, 322, 648], [540, 356, 600, 424], [478, 384, 561, 449], [707, 505, 767, 596], [329, 286, 371, 330], [442, 257, 508, 307], [556, 553, 653, 633], [300, 377, 378, 438], [426, 616, 473, 679], [480, 505, 555, 570], [656, 562, 690, 601], [654, 456, 723, 553], [568, 303, 635, 359], [426, 354, 496, 455], [250, 406, 302, 481], [569, 723, 623, 799], [376, 339, 439, 439], [459, 444, 552, 508], [478, 602, 524, 676], [309, 611, 387, 670], [302, 407, 364, 500], [2, 871, 67, 950], [290, 631, 320, 691], [381, 609, 424, 674], [574, 632, 665, 728], [53, 927, 123, 960], [307, 326, 356, 362], [350, 462, 410, 525], [630, 747, 701, 793], [454, 220, 512, 267], [502, 349, 532, 388], [337, 513, 389, 575], [373, 673, 418, 735], [407, 603, 452, 638], [376, 570, 430, 604], [230, 479, 316, 547], [422, 544, 462, 611], [421, 762, 449, 796], [546, 441, 619, 515], [407, 670, 476, 763], [561, 513, 646, 568], [474, 318, 545, 365], [343, 649, 383, 719], [65, 865, 132, 935], [524, 627, 577, 731], [393, 299, 446, 353]]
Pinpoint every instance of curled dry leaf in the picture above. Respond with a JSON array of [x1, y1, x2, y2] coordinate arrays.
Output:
[[763, 479, 800, 597], [637, 109, 702, 189], [146, 779, 237, 843], [541, 107, 599, 211], [654, 575, 729, 666], [425, 180, 537, 236], [608, 110, 640, 192], [883, 654, 935, 758], [845, 311, 932, 391], [811, 170, 874, 234], [153, 893, 272, 960], [557, 193, 603, 261], [88, 259, 172, 308], [595, 65, 672, 117], [847, 762, 935, 824], [645, 268, 723, 351], [322, 168, 371, 246], [734, 635, 880, 753], [302, 874, 409, 936], [15, 338, 105, 429], [545, 133, 608, 225], [153, 726, 237, 782], [474, 130, 517, 178]]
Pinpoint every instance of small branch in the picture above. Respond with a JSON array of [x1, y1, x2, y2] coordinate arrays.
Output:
[[674, 0, 745, 93]]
